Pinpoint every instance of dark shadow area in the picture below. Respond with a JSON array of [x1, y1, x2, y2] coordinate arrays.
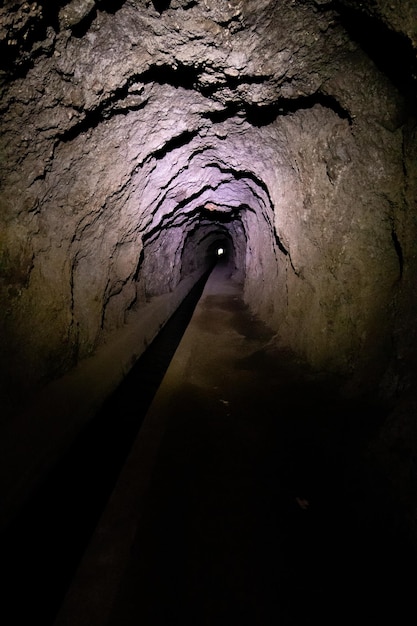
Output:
[[0, 270, 211, 626], [71, 8, 98, 39], [141, 62, 199, 90], [39, 0, 68, 29], [336, 3, 417, 107], [102, 283, 417, 626], [391, 228, 404, 279], [153, 129, 199, 161], [0, 0, 62, 77], [244, 93, 352, 127], [152, 0, 171, 14], [96, 0, 128, 14]]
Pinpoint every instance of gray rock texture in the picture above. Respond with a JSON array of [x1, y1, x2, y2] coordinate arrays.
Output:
[[0, 0, 417, 538]]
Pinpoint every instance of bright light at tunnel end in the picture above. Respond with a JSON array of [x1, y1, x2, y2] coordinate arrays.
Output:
[[217, 247, 225, 256]]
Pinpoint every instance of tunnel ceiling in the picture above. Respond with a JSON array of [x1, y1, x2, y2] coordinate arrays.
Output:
[[1, 0, 417, 404]]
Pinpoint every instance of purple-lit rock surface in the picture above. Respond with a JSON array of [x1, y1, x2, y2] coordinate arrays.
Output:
[[0, 0, 416, 539]]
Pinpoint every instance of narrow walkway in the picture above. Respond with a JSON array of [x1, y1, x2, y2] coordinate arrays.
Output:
[[1, 272, 209, 626], [55, 265, 416, 626]]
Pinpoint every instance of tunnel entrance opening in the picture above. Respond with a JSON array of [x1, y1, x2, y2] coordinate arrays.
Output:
[[179, 216, 244, 284], [205, 233, 237, 278]]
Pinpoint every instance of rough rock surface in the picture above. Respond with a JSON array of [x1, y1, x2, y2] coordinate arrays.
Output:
[[1, 0, 417, 539]]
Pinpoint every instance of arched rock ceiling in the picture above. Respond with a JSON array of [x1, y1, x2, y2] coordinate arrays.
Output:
[[0, 0, 416, 398], [1, 0, 411, 220], [2, 0, 417, 560], [0, 0, 408, 272]]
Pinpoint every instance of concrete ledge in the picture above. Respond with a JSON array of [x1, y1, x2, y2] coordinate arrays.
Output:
[[0, 271, 203, 530], [53, 264, 238, 626]]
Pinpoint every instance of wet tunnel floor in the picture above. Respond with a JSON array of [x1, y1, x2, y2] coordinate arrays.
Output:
[[56, 265, 416, 626]]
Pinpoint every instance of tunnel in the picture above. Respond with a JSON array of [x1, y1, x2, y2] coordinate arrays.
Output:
[[1, 0, 417, 624]]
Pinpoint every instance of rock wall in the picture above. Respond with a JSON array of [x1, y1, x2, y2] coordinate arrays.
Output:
[[0, 0, 416, 530]]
